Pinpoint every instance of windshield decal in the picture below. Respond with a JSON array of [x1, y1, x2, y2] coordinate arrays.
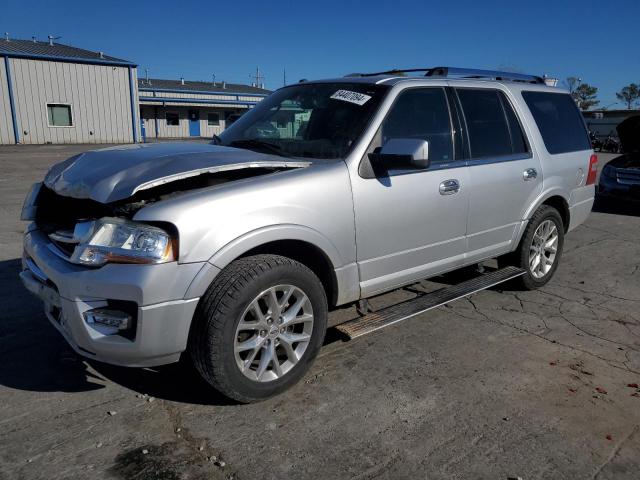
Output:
[[330, 90, 372, 106]]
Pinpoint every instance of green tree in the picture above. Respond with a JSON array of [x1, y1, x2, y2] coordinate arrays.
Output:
[[573, 83, 600, 110], [615, 84, 640, 109]]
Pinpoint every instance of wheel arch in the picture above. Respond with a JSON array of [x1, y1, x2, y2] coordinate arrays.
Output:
[[188, 225, 350, 306], [514, 190, 571, 249]]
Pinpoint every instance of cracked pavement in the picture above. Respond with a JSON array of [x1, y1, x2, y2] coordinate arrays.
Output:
[[0, 146, 639, 479]]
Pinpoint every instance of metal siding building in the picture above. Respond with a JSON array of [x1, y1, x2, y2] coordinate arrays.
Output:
[[0, 59, 15, 144], [0, 39, 139, 145], [138, 79, 270, 140]]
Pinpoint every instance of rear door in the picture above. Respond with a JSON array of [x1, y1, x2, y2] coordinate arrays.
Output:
[[351, 86, 470, 297], [452, 86, 543, 262]]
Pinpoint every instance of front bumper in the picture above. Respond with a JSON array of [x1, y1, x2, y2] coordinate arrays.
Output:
[[598, 173, 640, 201], [20, 227, 208, 367]]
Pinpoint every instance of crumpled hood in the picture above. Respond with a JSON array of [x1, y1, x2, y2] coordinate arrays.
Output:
[[44, 142, 311, 203]]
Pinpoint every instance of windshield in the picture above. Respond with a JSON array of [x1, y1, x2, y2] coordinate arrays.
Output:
[[217, 82, 389, 159]]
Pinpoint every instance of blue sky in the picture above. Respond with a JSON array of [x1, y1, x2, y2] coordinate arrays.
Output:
[[3, 0, 639, 106]]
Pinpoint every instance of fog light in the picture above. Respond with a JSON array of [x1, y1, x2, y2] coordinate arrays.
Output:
[[84, 308, 131, 332]]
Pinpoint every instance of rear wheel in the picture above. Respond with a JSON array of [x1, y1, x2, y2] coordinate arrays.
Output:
[[501, 205, 565, 290], [190, 254, 327, 403]]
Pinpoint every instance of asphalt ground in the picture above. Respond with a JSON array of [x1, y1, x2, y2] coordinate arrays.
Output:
[[0, 145, 638, 480]]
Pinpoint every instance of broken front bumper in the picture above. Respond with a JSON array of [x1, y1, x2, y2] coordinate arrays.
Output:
[[20, 226, 207, 367]]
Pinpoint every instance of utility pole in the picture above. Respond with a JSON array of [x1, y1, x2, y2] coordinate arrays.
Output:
[[283, 68, 287, 87], [250, 67, 265, 89]]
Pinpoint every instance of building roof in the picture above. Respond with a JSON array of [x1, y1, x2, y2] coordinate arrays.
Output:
[[0, 38, 135, 66], [138, 78, 271, 96]]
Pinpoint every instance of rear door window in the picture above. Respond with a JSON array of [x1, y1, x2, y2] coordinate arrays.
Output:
[[456, 88, 528, 159], [522, 91, 591, 154]]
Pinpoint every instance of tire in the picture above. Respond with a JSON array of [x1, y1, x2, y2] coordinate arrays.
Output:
[[500, 205, 565, 290], [189, 254, 328, 403]]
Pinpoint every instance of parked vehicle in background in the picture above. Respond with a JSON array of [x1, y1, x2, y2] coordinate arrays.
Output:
[[20, 67, 596, 402], [598, 115, 640, 201], [600, 133, 622, 153]]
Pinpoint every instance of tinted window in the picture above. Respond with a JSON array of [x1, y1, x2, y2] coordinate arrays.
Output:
[[502, 96, 528, 154], [522, 91, 590, 154], [457, 89, 513, 158], [381, 88, 453, 163]]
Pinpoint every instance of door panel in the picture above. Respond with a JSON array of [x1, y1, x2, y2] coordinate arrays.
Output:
[[354, 167, 470, 296], [352, 87, 469, 297], [454, 87, 542, 260], [188, 110, 200, 137], [465, 158, 542, 261]]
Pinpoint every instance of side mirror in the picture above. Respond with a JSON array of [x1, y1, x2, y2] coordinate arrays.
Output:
[[368, 138, 430, 170]]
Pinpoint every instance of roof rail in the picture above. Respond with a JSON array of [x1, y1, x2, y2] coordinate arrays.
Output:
[[346, 66, 546, 84]]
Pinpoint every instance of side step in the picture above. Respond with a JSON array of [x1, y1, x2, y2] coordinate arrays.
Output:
[[335, 266, 525, 339]]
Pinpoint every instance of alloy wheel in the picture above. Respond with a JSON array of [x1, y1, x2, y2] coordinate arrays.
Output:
[[234, 285, 314, 382], [529, 219, 559, 279]]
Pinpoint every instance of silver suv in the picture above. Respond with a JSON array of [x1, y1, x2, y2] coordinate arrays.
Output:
[[20, 67, 596, 402]]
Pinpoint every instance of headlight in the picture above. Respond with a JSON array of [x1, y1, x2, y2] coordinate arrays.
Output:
[[70, 217, 176, 266], [602, 164, 617, 180]]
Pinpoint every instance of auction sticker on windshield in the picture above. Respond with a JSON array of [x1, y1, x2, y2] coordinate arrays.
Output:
[[330, 90, 372, 105]]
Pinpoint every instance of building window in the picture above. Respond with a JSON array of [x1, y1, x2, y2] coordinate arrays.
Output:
[[166, 112, 180, 126], [47, 104, 73, 127], [207, 113, 220, 126]]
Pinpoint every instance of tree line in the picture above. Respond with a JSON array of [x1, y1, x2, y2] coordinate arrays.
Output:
[[565, 77, 640, 110]]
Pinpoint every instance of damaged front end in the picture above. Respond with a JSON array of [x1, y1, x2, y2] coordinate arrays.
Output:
[[24, 164, 297, 265]]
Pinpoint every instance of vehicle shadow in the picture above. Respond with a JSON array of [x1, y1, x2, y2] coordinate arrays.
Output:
[[592, 195, 640, 218], [0, 257, 234, 406]]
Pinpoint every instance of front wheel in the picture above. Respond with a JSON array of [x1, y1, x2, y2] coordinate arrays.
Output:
[[501, 205, 565, 290], [189, 254, 327, 403]]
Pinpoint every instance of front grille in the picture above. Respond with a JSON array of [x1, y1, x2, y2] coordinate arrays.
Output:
[[35, 186, 111, 234], [617, 169, 640, 185]]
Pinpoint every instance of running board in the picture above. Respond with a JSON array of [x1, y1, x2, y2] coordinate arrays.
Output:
[[335, 266, 525, 339]]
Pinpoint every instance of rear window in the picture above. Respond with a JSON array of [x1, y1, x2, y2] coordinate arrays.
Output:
[[522, 91, 590, 154]]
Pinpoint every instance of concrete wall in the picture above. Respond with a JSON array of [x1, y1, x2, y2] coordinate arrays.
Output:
[[0, 59, 16, 144], [2, 58, 138, 144]]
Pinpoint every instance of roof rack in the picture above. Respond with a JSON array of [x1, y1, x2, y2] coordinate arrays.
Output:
[[345, 66, 547, 85]]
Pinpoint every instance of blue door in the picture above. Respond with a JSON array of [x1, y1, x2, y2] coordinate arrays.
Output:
[[188, 110, 201, 137]]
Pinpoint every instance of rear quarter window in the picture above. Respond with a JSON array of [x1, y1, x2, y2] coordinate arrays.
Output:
[[522, 91, 591, 154]]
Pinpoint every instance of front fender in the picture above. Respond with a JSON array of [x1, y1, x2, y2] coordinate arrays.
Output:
[[208, 224, 345, 269], [182, 224, 360, 304]]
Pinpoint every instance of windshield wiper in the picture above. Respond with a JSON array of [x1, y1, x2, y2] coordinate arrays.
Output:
[[228, 139, 287, 157]]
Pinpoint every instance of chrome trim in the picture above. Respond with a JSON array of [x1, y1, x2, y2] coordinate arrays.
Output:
[[523, 168, 538, 181], [49, 230, 78, 244], [439, 179, 460, 195], [47, 241, 73, 261]]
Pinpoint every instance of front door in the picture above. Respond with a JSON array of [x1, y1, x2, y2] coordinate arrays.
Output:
[[351, 87, 470, 297], [188, 109, 201, 137]]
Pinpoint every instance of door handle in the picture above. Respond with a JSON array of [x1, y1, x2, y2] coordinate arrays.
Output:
[[523, 168, 538, 181], [439, 179, 460, 195]]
